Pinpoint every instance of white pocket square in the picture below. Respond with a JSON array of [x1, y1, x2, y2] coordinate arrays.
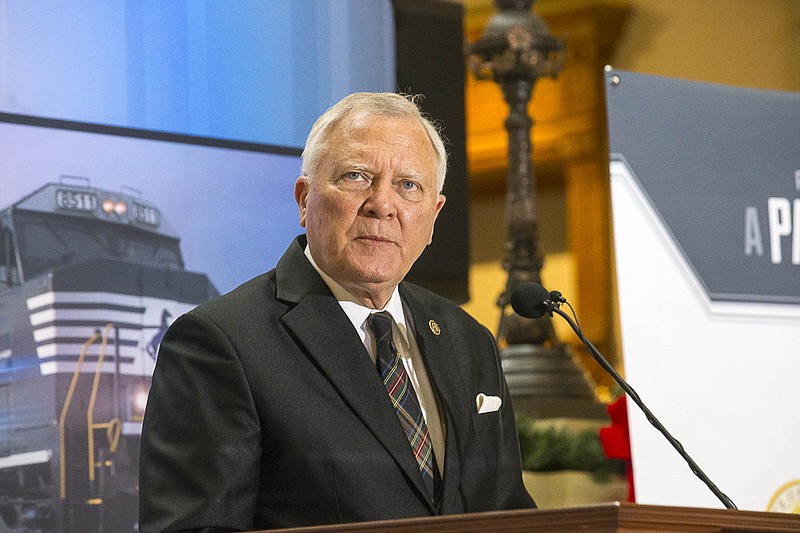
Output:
[[475, 393, 502, 414]]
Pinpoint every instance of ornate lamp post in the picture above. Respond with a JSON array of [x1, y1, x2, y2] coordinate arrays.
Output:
[[469, 0, 604, 418]]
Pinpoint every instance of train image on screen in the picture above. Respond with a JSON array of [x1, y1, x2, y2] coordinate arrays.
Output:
[[0, 178, 218, 532]]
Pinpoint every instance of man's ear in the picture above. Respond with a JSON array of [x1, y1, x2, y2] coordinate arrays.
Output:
[[428, 194, 447, 244], [294, 176, 309, 227]]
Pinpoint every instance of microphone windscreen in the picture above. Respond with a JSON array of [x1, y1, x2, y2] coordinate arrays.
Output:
[[510, 282, 551, 319]]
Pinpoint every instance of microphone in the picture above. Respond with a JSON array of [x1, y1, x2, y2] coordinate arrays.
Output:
[[548, 290, 565, 305], [509, 282, 551, 318], [509, 282, 738, 510]]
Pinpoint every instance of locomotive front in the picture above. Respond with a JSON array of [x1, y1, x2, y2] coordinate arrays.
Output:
[[0, 180, 218, 532]]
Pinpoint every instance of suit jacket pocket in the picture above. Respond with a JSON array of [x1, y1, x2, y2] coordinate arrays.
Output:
[[471, 410, 501, 433]]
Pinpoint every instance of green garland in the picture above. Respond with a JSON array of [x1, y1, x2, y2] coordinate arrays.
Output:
[[516, 414, 625, 483]]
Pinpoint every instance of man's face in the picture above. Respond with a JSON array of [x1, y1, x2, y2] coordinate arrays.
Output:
[[295, 113, 445, 307]]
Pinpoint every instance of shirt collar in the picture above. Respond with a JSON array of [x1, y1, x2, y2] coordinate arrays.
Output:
[[304, 245, 410, 346]]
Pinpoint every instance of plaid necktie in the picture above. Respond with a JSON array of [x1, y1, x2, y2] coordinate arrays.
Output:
[[369, 312, 441, 507]]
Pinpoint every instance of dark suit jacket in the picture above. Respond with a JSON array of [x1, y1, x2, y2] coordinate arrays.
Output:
[[139, 235, 534, 532]]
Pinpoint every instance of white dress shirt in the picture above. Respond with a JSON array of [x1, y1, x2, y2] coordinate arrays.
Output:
[[304, 246, 445, 471]]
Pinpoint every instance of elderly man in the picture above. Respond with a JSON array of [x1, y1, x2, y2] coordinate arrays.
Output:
[[139, 92, 535, 532]]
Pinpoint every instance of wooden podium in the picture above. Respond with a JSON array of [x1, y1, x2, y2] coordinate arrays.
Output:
[[255, 503, 800, 532]]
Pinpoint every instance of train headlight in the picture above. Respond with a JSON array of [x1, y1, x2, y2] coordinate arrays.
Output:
[[131, 386, 149, 421], [102, 198, 128, 217]]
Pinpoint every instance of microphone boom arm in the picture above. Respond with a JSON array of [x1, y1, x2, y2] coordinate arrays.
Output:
[[549, 305, 738, 510]]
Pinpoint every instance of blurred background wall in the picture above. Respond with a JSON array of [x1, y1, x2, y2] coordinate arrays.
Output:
[[461, 0, 800, 395]]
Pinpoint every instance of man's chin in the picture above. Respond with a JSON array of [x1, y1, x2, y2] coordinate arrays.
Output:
[[352, 271, 400, 288], [345, 265, 407, 290]]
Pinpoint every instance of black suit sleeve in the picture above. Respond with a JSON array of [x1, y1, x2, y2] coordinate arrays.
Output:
[[139, 311, 261, 533], [483, 324, 537, 510]]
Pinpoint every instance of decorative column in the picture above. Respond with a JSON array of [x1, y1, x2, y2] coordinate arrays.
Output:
[[469, 0, 605, 419]]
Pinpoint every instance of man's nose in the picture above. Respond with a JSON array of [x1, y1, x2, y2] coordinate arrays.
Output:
[[362, 180, 397, 218]]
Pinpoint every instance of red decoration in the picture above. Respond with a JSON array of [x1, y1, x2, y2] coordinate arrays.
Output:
[[599, 394, 635, 502]]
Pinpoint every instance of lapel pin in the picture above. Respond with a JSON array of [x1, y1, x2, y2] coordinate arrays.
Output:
[[428, 320, 440, 335]]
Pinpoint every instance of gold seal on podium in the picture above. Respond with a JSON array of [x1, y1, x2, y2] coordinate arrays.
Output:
[[767, 479, 800, 514]]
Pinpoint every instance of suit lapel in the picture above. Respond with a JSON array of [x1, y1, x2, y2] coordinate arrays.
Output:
[[275, 238, 435, 511], [400, 284, 470, 513]]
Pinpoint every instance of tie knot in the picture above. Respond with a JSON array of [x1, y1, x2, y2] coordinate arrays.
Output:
[[369, 312, 394, 344]]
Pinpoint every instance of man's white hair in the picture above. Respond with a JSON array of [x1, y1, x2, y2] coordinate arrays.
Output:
[[301, 92, 447, 193]]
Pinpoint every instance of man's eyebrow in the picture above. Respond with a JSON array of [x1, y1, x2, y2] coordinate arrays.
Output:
[[398, 169, 426, 181], [337, 160, 372, 173]]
